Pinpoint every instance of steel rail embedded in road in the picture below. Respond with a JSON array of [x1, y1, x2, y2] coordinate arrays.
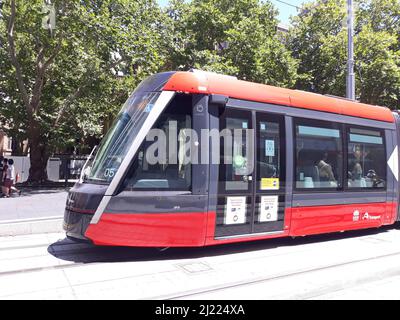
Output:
[[152, 251, 400, 300]]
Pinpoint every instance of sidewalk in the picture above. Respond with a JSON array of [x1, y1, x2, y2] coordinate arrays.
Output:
[[0, 188, 68, 236]]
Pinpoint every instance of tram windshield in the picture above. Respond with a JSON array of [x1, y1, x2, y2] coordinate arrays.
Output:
[[82, 91, 161, 183]]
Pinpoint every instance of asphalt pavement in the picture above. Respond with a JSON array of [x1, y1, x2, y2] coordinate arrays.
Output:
[[0, 188, 68, 236], [0, 225, 400, 299]]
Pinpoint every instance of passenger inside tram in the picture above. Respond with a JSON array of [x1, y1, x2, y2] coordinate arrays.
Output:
[[347, 143, 384, 188], [297, 149, 338, 188], [348, 144, 364, 187], [316, 151, 337, 187]]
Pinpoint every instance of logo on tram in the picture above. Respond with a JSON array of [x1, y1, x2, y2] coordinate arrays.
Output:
[[353, 210, 381, 221], [353, 210, 360, 221], [362, 212, 381, 221]]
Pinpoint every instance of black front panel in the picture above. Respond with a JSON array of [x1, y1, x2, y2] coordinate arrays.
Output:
[[65, 183, 107, 212], [63, 182, 107, 239], [63, 210, 93, 240]]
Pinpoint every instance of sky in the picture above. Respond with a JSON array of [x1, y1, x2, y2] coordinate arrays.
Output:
[[270, 0, 305, 25], [157, 0, 305, 25]]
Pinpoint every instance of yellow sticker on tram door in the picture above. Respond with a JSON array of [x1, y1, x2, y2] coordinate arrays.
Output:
[[261, 178, 279, 190]]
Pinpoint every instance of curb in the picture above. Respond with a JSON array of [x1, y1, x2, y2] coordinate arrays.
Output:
[[0, 216, 64, 237]]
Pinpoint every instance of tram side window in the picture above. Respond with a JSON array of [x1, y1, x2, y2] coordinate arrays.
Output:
[[219, 111, 253, 192], [257, 120, 282, 190], [295, 120, 343, 189], [122, 94, 192, 191], [347, 127, 385, 189]]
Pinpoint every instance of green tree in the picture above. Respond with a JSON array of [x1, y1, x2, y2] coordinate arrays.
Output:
[[0, 0, 165, 182], [163, 0, 298, 87], [356, 25, 400, 106], [288, 0, 400, 108], [356, 0, 400, 107]]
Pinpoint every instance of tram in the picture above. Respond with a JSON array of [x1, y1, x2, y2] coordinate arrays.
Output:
[[63, 70, 399, 247]]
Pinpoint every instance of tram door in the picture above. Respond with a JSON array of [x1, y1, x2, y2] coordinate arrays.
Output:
[[214, 108, 286, 238]]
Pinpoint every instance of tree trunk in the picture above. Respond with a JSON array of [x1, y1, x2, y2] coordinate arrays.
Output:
[[27, 118, 49, 183], [10, 134, 23, 156]]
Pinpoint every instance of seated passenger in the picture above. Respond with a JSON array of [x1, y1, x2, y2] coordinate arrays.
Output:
[[296, 149, 320, 187], [317, 152, 337, 187], [348, 144, 364, 187]]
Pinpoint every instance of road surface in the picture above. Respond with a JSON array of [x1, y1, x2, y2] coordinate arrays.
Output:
[[0, 224, 400, 300], [0, 188, 67, 221]]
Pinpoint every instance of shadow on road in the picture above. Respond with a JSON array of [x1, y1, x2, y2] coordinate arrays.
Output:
[[47, 223, 399, 264]]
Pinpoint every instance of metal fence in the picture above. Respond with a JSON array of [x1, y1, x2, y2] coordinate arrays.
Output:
[[8, 155, 90, 186], [57, 155, 89, 185]]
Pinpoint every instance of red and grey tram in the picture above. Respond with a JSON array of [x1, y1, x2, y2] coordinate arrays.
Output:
[[63, 70, 399, 247]]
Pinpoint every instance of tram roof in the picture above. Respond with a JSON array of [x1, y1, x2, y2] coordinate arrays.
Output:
[[162, 70, 394, 123]]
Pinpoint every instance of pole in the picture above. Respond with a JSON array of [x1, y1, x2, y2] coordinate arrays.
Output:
[[346, 0, 355, 100]]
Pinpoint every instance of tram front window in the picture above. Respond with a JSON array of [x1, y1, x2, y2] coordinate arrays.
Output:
[[83, 91, 162, 183], [122, 94, 193, 191]]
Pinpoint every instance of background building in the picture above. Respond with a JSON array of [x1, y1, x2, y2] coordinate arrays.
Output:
[[0, 130, 12, 156]]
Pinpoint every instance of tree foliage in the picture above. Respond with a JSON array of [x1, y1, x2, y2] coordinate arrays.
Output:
[[288, 0, 400, 108], [0, 0, 166, 181], [162, 0, 298, 87]]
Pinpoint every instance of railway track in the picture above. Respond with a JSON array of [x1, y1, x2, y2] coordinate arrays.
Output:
[[152, 250, 400, 299]]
